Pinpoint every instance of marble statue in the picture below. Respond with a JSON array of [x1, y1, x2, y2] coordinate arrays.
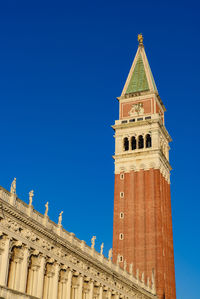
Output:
[[100, 243, 104, 255], [58, 211, 63, 225], [44, 202, 49, 217], [91, 236, 96, 249], [141, 272, 144, 283], [29, 190, 34, 206], [108, 248, 112, 261], [10, 178, 16, 194]]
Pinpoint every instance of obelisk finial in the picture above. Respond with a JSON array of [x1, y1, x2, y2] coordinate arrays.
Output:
[[138, 33, 143, 46]]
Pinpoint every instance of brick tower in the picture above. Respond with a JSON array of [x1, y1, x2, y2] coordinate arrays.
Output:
[[112, 35, 176, 299]]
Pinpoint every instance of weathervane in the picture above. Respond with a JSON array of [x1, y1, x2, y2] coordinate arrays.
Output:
[[138, 33, 143, 46]]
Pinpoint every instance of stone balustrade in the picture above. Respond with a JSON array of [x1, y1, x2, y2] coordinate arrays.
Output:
[[0, 285, 38, 299]]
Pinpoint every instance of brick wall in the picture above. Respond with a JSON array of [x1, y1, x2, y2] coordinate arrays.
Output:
[[112, 169, 176, 299]]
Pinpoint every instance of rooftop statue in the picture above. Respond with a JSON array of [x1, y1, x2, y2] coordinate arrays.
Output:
[[10, 178, 16, 194], [100, 243, 104, 255], [58, 211, 63, 225], [91, 236, 96, 249], [29, 190, 34, 206], [108, 248, 112, 261], [44, 202, 49, 217]]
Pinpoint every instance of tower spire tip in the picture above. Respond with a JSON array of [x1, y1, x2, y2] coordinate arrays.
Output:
[[138, 33, 143, 46]]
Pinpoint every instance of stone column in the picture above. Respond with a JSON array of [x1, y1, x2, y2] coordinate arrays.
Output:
[[83, 281, 89, 299], [43, 262, 56, 299], [89, 280, 94, 299], [78, 275, 83, 299], [29, 254, 42, 295], [14, 256, 21, 290], [72, 274, 80, 299], [66, 269, 72, 299], [115, 293, 120, 299], [58, 267, 68, 299], [52, 263, 59, 299], [19, 246, 30, 293], [0, 235, 10, 286], [99, 285, 103, 299], [8, 245, 24, 291], [37, 255, 46, 298], [128, 136, 131, 151], [152, 130, 159, 150], [107, 289, 112, 299], [73, 286, 78, 299]]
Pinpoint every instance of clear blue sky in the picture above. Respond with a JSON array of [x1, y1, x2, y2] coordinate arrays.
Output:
[[0, 1, 199, 298]]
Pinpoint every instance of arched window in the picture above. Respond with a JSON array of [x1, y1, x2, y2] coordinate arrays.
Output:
[[146, 134, 152, 148], [138, 135, 144, 149], [131, 136, 136, 150], [123, 137, 129, 151]]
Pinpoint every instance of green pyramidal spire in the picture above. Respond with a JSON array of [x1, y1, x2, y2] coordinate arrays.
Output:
[[126, 54, 149, 93], [121, 35, 157, 96]]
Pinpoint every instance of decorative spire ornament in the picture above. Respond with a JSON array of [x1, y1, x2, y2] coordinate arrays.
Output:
[[138, 33, 143, 46]]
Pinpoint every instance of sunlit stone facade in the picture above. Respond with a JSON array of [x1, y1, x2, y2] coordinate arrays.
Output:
[[0, 186, 156, 299]]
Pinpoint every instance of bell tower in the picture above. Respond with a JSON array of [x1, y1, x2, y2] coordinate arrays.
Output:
[[112, 35, 176, 299]]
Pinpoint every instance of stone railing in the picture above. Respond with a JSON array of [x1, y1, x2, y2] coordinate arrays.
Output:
[[0, 285, 39, 299]]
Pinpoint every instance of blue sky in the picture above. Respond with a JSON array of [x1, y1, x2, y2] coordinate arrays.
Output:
[[0, 1, 199, 298]]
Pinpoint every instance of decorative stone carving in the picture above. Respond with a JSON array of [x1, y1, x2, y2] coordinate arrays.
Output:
[[129, 103, 144, 116], [2, 217, 20, 232], [141, 272, 144, 283], [91, 236, 96, 249], [58, 211, 63, 226], [10, 178, 16, 194], [0, 234, 6, 253], [100, 243, 104, 255], [22, 230, 38, 242], [59, 267, 68, 283], [0, 203, 4, 219], [11, 246, 24, 263], [29, 190, 34, 206], [40, 239, 52, 251], [44, 202, 49, 217]]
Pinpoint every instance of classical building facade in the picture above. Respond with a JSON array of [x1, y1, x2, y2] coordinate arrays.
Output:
[[0, 184, 156, 299], [112, 35, 176, 299]]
